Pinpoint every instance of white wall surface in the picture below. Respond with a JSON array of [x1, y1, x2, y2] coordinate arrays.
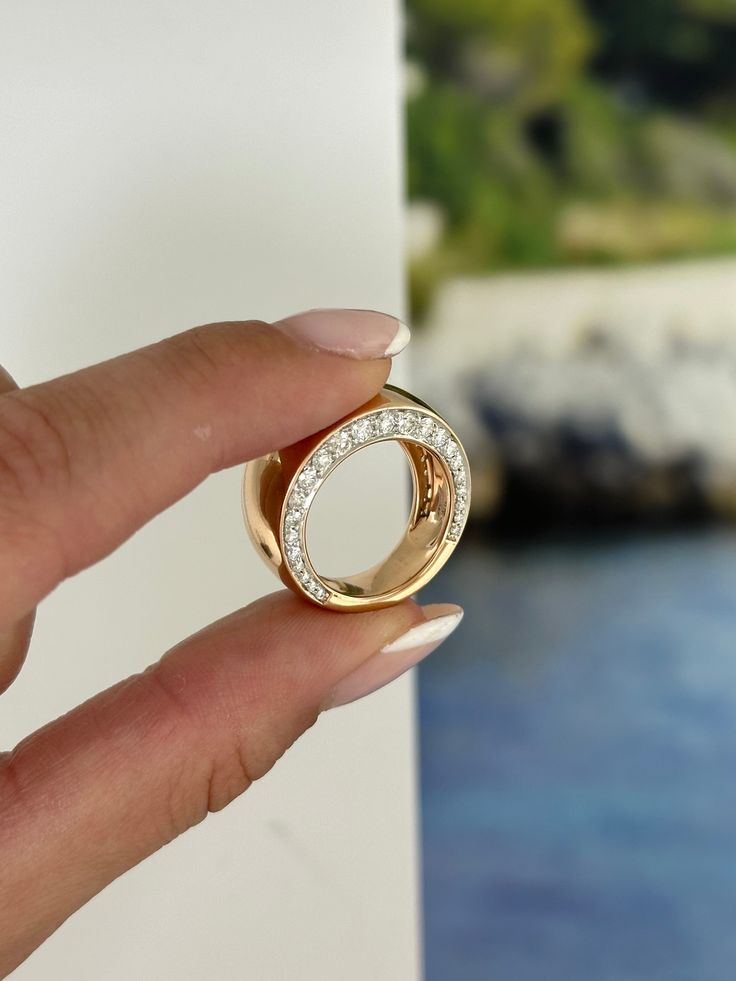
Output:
[[0, 2, 420, 978]]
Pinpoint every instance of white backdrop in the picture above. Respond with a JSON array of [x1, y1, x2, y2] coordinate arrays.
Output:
[[0, 2, 420, 978]]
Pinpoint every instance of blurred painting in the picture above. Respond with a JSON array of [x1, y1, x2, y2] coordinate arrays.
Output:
[[407, 2, 736, 978]]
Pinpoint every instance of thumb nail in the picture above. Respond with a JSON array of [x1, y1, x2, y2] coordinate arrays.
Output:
[[326, 604, 463, 709]]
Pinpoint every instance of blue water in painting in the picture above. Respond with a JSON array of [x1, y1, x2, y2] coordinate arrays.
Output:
[[418, 530, 736, 981]]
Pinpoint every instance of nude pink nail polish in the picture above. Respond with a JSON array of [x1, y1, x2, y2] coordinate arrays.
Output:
[[326, 604, 463, 709], [274, 308, 410, 360]]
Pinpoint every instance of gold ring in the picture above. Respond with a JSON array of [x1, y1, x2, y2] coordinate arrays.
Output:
[[242, 384, 470, 611]]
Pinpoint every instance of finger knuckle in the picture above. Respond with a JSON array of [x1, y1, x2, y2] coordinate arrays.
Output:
[[174, 321, 270, 385], [0, 393, 71, 500], [204, 743, 255, 815], [137, 664, 258, 834], [0, 394, 80, 576]]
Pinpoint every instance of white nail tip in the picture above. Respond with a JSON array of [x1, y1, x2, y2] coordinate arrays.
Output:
[[383, 320, 411, 357], [380, 610, 463, 654]]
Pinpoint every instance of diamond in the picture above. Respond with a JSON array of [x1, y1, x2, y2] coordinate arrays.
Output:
[[298, 466, 317, 489], [286, 548, 304, 570], [284, 526, 300, 545], [303, 576, 327, 600], [378, 410, 398, 435], [455, 470, 467, 488], [418, 415, 435, 440], [313, 448, 332, 475], [431, 426, 448, 448], [289, 490, 306, 510], [351, 417, 375, 443], [331, 429, 352, 455], [444, 439, 459, 459], [398, 410, 418, 435]]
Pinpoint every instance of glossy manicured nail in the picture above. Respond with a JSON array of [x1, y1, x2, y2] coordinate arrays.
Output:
[[274, 308, 410, 359], [326, 604, 463, 709]]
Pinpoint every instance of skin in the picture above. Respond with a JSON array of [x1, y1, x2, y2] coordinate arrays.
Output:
[[0, 321, 430, 977]]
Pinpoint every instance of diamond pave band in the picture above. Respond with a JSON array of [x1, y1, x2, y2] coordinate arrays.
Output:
[[243, 386, 471, 612], [282, 406, 469, 603]]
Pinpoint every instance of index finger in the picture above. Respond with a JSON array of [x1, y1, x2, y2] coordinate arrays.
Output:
[[0, 364, 35, 691], [0, 309, 407, 625]]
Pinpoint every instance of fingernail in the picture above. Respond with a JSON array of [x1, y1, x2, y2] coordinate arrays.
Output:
[[274, 308, 410, 360], [326, 604, 463, 709]]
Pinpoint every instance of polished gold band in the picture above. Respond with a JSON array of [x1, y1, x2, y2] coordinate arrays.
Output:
[[242, 384, 470, 612]]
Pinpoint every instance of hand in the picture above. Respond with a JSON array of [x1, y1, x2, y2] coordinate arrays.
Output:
[[0, 309, 462, 976]]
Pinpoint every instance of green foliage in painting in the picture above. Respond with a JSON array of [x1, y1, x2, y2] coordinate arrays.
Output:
[[406, 0, 736, 317]]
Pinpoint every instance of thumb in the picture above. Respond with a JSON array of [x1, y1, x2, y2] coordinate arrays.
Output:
[[0, 591, 462, 976]]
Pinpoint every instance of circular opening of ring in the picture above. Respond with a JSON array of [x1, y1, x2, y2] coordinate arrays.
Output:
[[306, 441, 411, 578]]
